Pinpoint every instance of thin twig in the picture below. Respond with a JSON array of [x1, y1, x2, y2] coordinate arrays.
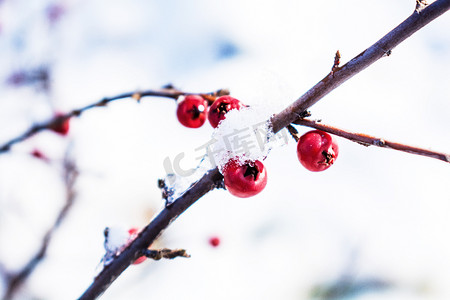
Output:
[[4, 157, 79, 299], [78, 2, 450, 299], [143, 248, 190, 260], [0, 87, 229, 154], [294, 118, 450, 163]]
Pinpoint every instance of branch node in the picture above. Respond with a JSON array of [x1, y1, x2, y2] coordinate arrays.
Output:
[[287, 124, 300, 143], [381, 47, 392, 57], [215, 178, 226, 190], [415, 0, 429, 13], [331, 50, 341, 75], [374, 139, 386, 147], [132, 92, 142, 103], [97, 98, 109, 107]]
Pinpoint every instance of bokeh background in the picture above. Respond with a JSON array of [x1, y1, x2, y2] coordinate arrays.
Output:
[[0, 0, 449, 299]]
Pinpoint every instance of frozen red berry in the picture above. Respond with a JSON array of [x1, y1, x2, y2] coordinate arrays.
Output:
[[208, 96, 244, 128], [209, 236, 220, 247], [128, 228, 147, 265], [223, 159, 267, 198], [176, 95, 209, 128], [296, 130, 339, 172], [50, 113, 70, 135]]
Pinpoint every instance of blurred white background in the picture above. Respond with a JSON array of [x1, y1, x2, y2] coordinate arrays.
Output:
[[0, 0, 449, 299]]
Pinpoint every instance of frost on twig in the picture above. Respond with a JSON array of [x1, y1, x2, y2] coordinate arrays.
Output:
[[101, 226, 133, 266], [159, 156, 214, 206]]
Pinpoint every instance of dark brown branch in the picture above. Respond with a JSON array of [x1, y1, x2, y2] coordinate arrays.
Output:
[[78, 2, 450, 299], [143, 248, 191, 260], [271, 0, 450, 133], [4, 158, 79, 299], [294, 118, 450, 163], [0, 87, 229, 154], [78, 168, 223, 300]]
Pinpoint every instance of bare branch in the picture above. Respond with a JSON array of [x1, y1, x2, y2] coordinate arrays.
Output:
[[78, 2, 450, 299], [4, 157, 79, 299], [78, 168, 223, 300], [0, 87, 229, 154], [271, 0, 450, 133], [294, 118, 450, 163]]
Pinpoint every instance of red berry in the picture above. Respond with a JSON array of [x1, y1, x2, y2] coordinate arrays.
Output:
[[176, 95, 208, 128], [50, 113, 70, 135], [209, 236, 220, 247], [128, 227, 147, 265], [223, 159, 267, 198], [128, 227, 140, 237], [296, 130, 339, 172], [30, 149, 48, 161], [133, 255, 147, 265], [207, 96, 244, 128]]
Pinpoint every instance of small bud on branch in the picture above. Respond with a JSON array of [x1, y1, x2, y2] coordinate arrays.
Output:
[[142, 248, 190, 260]]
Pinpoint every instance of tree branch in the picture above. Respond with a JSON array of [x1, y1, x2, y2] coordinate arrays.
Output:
[[0, 87, 229, 154], [4, 157, 79, 299], [271, 0, 450, 133], [78, 168, 223, 300], [78, 2, 450, 299], [293, 118, 450, 163]]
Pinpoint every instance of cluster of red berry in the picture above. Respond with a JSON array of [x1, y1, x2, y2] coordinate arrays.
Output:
[[176, 95, 339, 199], [176, 94, 244, 129], [177, 95, 268, 198]]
